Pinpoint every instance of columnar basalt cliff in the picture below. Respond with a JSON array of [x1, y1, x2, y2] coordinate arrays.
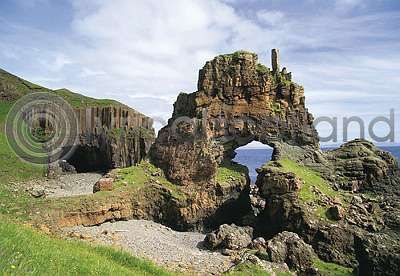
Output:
[[0, 68, 155, 172], [151, 50, 319, 186], [68, 106, 154, 172]]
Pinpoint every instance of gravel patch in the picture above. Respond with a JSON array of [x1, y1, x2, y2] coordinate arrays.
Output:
[[65, 220, 234, 274], [25, 173, 102, 198]]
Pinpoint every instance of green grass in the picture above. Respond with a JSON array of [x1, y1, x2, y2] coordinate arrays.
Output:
[[268, 102, 283, 115], [278, 160, 340, 202], [1, 68, 128, 109], [0, 69, 50, 99], [256, 63, 270, 74], [115, 161, 186, 200], [54, 89, 125, 108], [0, 218, 174, 275], [0, 101, 46, 220], [313, 258, 354, 276], [225, 262, 270, 275], [216, 162, 249, 186]]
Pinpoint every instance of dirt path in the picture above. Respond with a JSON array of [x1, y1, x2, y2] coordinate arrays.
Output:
[[64, 220, 234, 275]]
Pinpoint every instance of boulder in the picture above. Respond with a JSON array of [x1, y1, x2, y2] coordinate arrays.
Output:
[[251, 237, 267, 250], [93, 178, 114, 193], [256, 166, 302, 197], [265, 231, 315, 271], [58, 160, 77, 173], [328, 205, 345, 221], [204, 224, 253, 250], [30, 185, 46, 198]]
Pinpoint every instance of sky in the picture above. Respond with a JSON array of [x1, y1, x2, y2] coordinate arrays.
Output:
[[1, 0, 400, 146]]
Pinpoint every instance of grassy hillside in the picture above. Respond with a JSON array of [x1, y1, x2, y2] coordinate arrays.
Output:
[[0, 68, 126, 108], [0, 101, 46, 220], [0, 70, 173, 275], [0, 217, 174, 275]]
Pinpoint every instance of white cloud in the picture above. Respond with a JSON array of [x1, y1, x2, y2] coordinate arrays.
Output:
[[257, 10, 285, 26], [1, 0, 399, 141]]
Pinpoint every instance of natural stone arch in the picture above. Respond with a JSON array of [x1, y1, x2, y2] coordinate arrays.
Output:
[[150, 50, 319, 185]]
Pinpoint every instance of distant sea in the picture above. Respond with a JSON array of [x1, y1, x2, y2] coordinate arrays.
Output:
[[233, 146, 400, 183]]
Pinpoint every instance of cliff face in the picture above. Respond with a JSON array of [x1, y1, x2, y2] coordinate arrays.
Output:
[[151, 50, 318, 185], [68, 106, 154, 172], [0, 69, 155, 172]]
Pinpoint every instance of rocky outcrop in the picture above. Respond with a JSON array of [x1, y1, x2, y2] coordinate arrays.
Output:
[[68, 105, 154, 171], [326, 139, 400, 194], [151, 50, 319, 186], [148, 49, 318, 232], [256, 165, 302, 196], [247, 140, 400, 273], [355, 232, 400, 275]]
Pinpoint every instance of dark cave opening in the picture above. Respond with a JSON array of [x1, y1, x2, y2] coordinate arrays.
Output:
[[67, 146, 110, 173]]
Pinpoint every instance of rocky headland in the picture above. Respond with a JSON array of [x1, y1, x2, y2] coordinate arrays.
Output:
[[1, 50, 399, 275]]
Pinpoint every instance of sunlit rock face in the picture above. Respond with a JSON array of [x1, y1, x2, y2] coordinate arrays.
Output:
[[151, 50, 319, 186]]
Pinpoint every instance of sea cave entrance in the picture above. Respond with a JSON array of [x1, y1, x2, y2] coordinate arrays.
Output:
[[67, 146, 110, 173], [232, 141, 273, 184]]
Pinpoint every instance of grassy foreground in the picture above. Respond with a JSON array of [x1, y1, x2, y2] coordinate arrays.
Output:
[[0, 218, 174, 275]]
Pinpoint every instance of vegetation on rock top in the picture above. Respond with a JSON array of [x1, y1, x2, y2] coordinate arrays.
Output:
[[115, 160, 186, 200], [216, 162, 249, 187], [54, 88, 126, 108], [272, 159, 350, 221]]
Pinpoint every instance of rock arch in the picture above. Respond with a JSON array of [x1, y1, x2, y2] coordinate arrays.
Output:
[[151, 50, 319, 185]]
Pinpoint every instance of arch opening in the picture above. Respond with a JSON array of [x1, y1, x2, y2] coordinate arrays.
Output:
[[232, 141, 273, 184]]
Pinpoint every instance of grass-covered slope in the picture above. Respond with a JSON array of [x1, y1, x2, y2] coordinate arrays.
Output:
[[0, 218, 173, 275], [264, 159, 350, 221], [0, 68, 126, 108]]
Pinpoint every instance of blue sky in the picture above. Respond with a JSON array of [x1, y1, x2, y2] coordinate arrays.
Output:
[[1, 0, 400, 145]]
